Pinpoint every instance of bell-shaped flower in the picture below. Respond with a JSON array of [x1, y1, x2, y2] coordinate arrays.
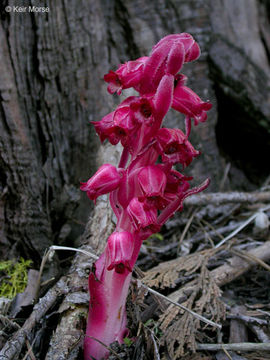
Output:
[[104, 57, 148, 95], [92, 112, 117, 144], [80, 164, 122, 203], [92, 97, 138, 147], [172, 84, 212, 126], [127, 197, 158, 231], [106, 231, 134, 273], [138, 165, 166, 197], [137, 165, 167, 209], [156, 128, 199, 167], [130, 97, 154, 125]]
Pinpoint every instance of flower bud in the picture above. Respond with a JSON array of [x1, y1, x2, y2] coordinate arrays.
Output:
[[106, 231, 134, 273], [172, 85, 212, 125]]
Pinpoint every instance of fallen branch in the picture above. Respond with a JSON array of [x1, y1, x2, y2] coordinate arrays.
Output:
[[212, 241, 270, 287], [184, 191, 270, 207], [197, 342, 270, 352], [168, 241, 270, 303], [0, 277, 69, 360]]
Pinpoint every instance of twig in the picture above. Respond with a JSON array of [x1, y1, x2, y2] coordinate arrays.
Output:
[[201, 219, 224, 241], [145, 222, 243, 254], [177, 211, 196, 254], [184, 191, 270, 207], [22, 339, 36, 360], [212, 240, 270, 287], [50, 245, 98, 260], [230, 249, 270, 272], [221, 346, 233, 360], [197, 342, 270, 351], [228, 314, 268, 326], [219, 163, 231, 191], [197, 219, 215, 248], [0, 314, 20, 330], [215, 204, 270, 248]]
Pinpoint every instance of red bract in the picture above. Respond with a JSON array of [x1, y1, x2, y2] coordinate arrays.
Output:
[[165, 169, 191, 194], [173, 83, 213, 126], [82, 33, 212, 360]]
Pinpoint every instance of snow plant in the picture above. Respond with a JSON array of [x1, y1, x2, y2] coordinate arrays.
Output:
[[81, 33, 212, 359]]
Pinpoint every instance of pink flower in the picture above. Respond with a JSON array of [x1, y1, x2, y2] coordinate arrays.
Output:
[[106, 231, 134, 273], [156, 128, 199, 167], [80, 164, 122, 203], [92, 112, 116, 144], [137, 165, 168, 210], [104, 57, 148, 95], [172, 83, 212, 126], [83, 33, 211, 360], [92, 98, 138, 146]]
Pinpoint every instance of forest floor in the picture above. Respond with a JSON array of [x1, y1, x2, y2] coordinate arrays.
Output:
[[1, 188, 270, 360]]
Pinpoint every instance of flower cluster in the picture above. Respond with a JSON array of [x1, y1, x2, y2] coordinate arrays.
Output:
[[81, 33, 212, 360]]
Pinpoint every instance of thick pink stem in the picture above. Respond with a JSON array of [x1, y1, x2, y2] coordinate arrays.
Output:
[[84, 260, 131, 359], [84, 234, 142, 360]]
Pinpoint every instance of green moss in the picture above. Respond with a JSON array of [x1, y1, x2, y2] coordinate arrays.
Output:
[[0, 258, 32, 299], [149, 233, 163, 241], [123, 337, 133, 347]]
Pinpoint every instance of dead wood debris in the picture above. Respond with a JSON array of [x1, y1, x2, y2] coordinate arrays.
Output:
[[157, 255, 226, 358], [184, 191, 270, 207], [197, 343, 270, 352], [1, 182, 270, 359], [141, 240, 270, 359], [142, 248, 218, 290], [0, 276, 69, 359]]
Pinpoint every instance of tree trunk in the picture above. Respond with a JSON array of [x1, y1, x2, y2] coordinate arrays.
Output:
[[1, 0, 270, 260]]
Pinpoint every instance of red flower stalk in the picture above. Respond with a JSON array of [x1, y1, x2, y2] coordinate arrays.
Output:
[[81, 33, 212, 359]]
